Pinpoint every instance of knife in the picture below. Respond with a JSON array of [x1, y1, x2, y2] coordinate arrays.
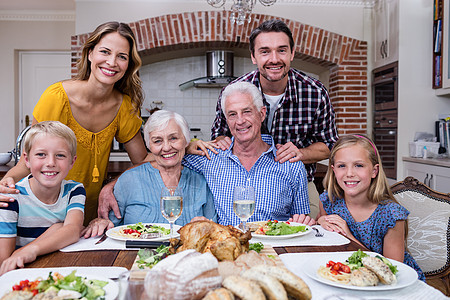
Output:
[[125, 240, 169, 248], [95, 234, 108, 245]]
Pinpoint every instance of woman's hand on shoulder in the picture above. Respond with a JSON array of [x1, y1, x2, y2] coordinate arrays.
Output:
[[81, 218, 114, 238], [185, 139, 219, 159], [0, 177, 19, 207]]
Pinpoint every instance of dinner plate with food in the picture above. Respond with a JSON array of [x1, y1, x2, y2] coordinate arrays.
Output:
[[302, 250, 418, 291], [248, 220, 311, 239], [106, 222, 181, 241], [0, 268, 118, 300]]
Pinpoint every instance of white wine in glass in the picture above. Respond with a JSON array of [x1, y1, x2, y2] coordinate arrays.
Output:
[[233, 186, 255, 232], [160, 186, 183, 238]]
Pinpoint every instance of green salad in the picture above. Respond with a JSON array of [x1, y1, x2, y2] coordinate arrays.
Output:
[[135, 245, 171, 269], [126, 222, 170, 235], [265, 220, 308, 236], [36, 271, 108, 300]]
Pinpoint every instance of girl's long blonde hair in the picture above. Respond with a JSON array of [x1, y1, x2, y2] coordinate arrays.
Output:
[[323, 134, 397, 205], [74, 21, 143, 115]]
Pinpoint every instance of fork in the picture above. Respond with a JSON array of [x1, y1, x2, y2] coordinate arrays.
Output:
[[312, 227, 324, 237]]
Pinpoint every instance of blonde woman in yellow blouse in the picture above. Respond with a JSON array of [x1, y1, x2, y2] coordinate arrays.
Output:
[[0, 22, 148, 225]]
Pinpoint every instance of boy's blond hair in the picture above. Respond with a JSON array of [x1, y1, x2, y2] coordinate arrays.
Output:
[[23, 121, 77, 158]]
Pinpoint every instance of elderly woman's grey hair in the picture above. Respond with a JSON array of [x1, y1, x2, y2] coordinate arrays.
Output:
[[221, 82, 264, 114], [143, 110, 190, 147]]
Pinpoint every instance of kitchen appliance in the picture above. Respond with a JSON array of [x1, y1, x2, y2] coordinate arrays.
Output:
[[373, 62, 398, 179], [179, 50, 236, 90]]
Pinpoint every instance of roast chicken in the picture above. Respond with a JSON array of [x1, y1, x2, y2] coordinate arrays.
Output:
[[170, 220, 251, 261]]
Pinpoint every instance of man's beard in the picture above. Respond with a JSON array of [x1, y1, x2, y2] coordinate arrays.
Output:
[[260, 64, 289, 82]]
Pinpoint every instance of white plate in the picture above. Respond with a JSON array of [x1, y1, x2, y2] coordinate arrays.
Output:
[[302, 251, 418, 291], [250, 222, 312, 240], [106, 223, 181, 241], [0, 267, 119, 299]]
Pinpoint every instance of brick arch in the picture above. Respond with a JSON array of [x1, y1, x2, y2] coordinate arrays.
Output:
[[72, 11, 368, 135]]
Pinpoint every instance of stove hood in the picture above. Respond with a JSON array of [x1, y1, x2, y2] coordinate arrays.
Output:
[[179, 50, 236, 90]]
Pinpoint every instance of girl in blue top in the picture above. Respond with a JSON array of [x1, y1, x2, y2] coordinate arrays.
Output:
[[317, 134, 425, 281]]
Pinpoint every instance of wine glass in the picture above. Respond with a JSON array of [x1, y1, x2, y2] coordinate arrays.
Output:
[[160, 186, 183, 238], [233, 186, 255, 232]]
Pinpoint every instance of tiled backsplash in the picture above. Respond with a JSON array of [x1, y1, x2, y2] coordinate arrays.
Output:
[[140, 55, 255, 141]]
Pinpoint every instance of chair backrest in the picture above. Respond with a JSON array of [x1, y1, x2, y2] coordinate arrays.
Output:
[[391, 176, 450, 277]]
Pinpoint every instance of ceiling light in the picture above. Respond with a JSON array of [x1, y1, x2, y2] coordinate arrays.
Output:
[[207, 0, 277, 25]]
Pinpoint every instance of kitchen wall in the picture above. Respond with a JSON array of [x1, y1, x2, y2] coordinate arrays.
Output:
[[0, 19, 74, 153], [0, 0, 369, 153], [140, 56, 255, 140]]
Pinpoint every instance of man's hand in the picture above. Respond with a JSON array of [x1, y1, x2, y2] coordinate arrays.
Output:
[[97, 182, 120, 220], [289, 214, 316, 226], [275, 142, 303, 163], [185, 139, 218, 159], [81, 218, 114, 238], [0, 177, 19, 207]]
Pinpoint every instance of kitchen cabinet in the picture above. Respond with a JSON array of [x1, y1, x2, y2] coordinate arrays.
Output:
[[403, 157, 450, 193], [433, 0, 450, 95], [373, 0, 399, 69]]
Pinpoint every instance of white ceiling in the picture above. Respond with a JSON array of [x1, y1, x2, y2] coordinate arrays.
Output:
[[0, 0, 374, 12], [0, 0, 75, 11]]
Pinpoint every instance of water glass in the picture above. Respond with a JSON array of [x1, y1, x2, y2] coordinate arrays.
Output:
[[233, 185, 255, 231], [160, 186, 183, 238]]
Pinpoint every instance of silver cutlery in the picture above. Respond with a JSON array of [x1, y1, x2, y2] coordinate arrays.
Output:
[[140, 232, 162, 239], [312, 227, 324, 237], [95, 234, 108, 245]]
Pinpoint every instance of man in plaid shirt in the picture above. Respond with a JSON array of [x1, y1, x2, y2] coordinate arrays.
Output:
[[185, 82, 314, 226], [211, 20, 338, 218]]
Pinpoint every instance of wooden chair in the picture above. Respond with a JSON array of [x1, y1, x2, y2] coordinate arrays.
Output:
[[391, 176, 450, 296]]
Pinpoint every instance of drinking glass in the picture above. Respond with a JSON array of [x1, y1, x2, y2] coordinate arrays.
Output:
[[233, 185, 255, 232], [160, 186, 183, 238]]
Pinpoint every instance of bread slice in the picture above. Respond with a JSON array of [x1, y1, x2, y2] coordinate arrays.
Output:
[[203, 288, 235, 300], [250, 265, 312, 300], [222, 275, 265, 300], [241, 268, 288, 300]]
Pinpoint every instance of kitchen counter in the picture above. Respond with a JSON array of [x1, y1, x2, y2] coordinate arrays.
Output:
[[402, 156, 450, 168]]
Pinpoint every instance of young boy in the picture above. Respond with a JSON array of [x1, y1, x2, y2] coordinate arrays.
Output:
[[0, 121, 85, 275]]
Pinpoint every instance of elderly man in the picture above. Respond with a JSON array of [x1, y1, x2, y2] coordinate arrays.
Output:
[[211, 20, 339, 218], [184, 82, 313, 226]]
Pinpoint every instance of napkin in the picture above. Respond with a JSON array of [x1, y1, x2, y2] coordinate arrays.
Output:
[[279, 253, 447, 300], [60, 236, 140, 252], [250, 225, 350, 247]]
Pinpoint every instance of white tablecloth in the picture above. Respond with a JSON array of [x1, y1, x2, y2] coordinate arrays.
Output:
[[279, 252, 448, 300], [60, 236, 139, 252], [251, 225, 350, 247]]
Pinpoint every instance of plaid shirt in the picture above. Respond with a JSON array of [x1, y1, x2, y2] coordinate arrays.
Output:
[[183, 134, 309, 226], [211, 68, 339, 181]]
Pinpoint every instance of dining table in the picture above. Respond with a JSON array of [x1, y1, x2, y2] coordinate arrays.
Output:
[[2, 229, 447, 300]]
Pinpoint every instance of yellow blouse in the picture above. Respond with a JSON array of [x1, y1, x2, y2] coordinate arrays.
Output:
[[33, 82, 142, 224]]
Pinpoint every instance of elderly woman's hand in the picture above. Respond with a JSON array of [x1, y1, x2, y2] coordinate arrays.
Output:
[[81, 218, 114, 238], [186, 139, 219, 159]]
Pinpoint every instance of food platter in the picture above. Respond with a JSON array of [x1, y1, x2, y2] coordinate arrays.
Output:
[[249, 222, 312, 240], [0, 268, 119, 300], [106, 223, 181, 241], [302, 251, 418, 291]]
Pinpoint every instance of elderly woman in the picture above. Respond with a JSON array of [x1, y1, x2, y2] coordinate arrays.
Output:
[[82, 110, 216, 237]]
